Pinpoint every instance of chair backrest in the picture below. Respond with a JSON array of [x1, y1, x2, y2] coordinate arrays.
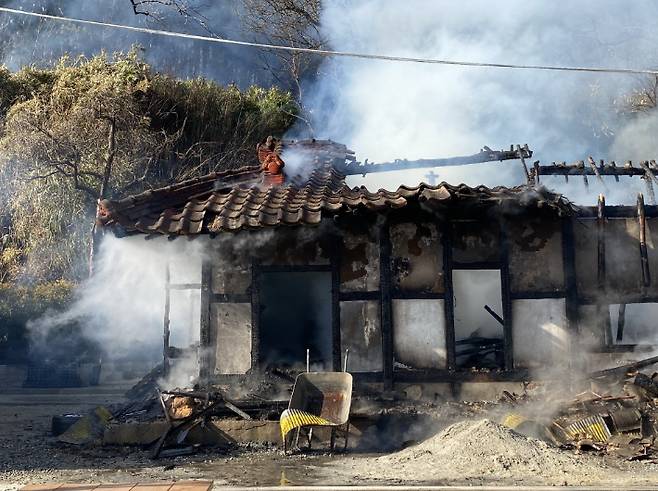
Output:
[[288, 372, 353, 425]]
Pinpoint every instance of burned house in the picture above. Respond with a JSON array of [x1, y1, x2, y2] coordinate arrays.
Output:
[[98, 140, 658, 398]]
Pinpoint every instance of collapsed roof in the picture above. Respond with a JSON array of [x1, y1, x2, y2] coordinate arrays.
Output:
[[98, 138, 573, 236]]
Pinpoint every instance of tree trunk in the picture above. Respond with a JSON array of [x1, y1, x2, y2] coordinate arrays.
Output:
[[89, 118, 117, 277]]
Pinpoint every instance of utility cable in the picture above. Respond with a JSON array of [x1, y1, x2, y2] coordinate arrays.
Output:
[[1, 6, 658, 76]]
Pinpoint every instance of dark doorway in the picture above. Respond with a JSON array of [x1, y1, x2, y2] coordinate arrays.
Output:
[[260, 271, 333, 370]]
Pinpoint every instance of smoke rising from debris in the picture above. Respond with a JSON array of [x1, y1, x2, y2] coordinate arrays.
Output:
[[26, 235, 207, 381], [296, 0, 658, 205]]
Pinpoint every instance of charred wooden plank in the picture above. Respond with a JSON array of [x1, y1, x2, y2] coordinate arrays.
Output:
[[379, 221, 394, 390], [589, 354, 658, 379], [340, 145, 532, 175], [499, 223, 514, 371], [442, 224, 456, 371], [588, 156, 607, 190], [616, 303, 626, 342], [163, 263, 171, 376], [198, 258, 212, 382], [637, 194, 651, 288], [331, 236, 342, 372]]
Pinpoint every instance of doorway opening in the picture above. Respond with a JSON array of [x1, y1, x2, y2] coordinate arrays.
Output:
[[452, 269, 504, 369], [260, 271, 333, 370]]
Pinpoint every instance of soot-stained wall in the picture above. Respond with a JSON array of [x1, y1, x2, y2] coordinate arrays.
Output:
[[201, 206, 656, 383]]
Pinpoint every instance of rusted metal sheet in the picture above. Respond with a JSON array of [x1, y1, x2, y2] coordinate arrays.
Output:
[[564, 414, 612, 443]]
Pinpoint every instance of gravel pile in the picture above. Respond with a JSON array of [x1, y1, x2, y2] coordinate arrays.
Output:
[[335, 418, 654, 486]]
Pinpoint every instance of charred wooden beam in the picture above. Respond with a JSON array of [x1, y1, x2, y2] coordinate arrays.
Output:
[[163, 262, 171, 376], [616, 303, 626, 342], [597, 194, 606, 291], [330, 236, 342, 372], [577, 205, 658, 218], [484, 305, 504, 325], [595, 194, 613, 343], [442, 226, 456, 371], [533, 160, 540, 186], [637, 193, 651, 288], [589, 354, 658, 379], [340, 145, 532, 176], [562, 218, 579, 335], [198, 258, 212, 382], [517, 144, 531, 184], [534, 159, 658, 181], [250, 260, 261, 370], [588, 157, 607, 190], [499, 223, 514, 371], [579, 161, 589, 187], [379, 221, 394, 390]]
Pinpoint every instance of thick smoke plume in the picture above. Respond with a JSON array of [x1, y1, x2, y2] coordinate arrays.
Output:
[[296, 1, 658, 204], [27, 235, 206, 382]]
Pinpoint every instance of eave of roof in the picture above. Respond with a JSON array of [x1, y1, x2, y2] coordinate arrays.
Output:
[[99, 164, 573, 236]]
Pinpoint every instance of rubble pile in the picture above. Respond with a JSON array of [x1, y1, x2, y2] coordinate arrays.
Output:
[[500, 368, 658, 463]]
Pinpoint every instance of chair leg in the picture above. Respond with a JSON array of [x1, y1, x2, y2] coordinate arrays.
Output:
[[307, 428, 313, 449], [343, 422, 350, 451], [294, 427, 301, 450]]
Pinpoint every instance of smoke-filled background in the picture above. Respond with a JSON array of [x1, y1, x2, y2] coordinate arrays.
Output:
[[294, 1, 658, 204]]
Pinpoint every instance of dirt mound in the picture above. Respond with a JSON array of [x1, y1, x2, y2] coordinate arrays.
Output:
[[336, 419, 647, 485], [380, 419, 593, 480]]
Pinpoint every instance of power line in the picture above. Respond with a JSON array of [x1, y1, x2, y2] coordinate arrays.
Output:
[[2, 6, 658, 76]]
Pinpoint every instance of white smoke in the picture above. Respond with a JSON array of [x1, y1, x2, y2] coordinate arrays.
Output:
[[296, 0, 658, 204], [26, 234, 207, 380]]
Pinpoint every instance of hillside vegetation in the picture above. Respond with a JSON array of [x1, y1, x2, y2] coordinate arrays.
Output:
[[0, 51, 296, 283]]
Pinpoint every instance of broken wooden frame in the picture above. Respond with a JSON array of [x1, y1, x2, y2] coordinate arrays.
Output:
[[163, 262, 202, 377]]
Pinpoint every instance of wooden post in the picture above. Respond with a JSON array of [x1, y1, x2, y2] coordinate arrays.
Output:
[[580, 161, 589, 187], [379, 221, 394, 390], [442, 223, 456, 371], [588, 156, 607, 190], [597, 194, 612, 344], [499, 221, 514, 371], [198, 258, 212, 382], [597, 194, 606, 292], [517, 144, 531, 184], [638, 193, 651, 288], [250, 260, 261, 371], [331, 236, 342, 372], [533, 161, 540, 186], [645, 177, 656, 205], [163, 262, 171, 376], [616, 303, 626, 342], [561, 218, 579, 335]]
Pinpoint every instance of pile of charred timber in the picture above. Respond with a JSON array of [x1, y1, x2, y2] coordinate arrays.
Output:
[[500, 355, 658, 461]]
